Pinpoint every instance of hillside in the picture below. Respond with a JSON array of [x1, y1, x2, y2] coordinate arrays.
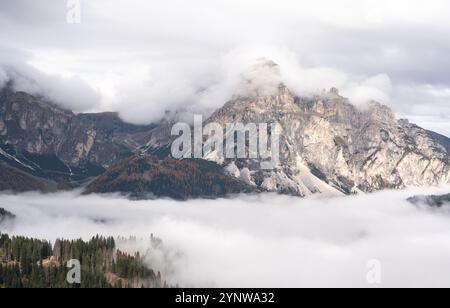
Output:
[[84, 155, 256, 200], [0, 233, 167, 288], [0, 163, 55, 192]]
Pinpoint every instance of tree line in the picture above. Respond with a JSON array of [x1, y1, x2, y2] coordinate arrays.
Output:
[[0, 232, 168, 288]]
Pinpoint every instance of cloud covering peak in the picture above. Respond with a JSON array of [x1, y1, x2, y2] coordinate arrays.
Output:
[[0, 0, 449, 134]]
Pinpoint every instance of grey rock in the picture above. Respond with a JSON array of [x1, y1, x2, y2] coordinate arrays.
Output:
[[407, 193, 450, 207], [0, 86, 159, 168], [200, 61, 450, 196]]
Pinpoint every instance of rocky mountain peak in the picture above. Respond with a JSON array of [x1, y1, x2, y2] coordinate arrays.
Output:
[[205, 75, 450, 196]]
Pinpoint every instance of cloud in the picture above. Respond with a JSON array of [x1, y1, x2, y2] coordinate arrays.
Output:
[[115, 46, 395, 124], [1, 185, 450, 287], [215, 47, 393, 108], [342, 74, 393, 106], [394, 84, 450, 136], [0, 0, 64, 26], [0, 45, 101, 112], [5, 68, 101, 112], [0, 43, 392, 121], [0, 0, 449, 134]]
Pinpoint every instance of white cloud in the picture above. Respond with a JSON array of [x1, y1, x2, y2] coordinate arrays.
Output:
[[342, 74, 393, 106], [1, 186, 450, 287], [0, 46, 101, 112], [1, 46, 394, 120], [7, 68, 101, 112]]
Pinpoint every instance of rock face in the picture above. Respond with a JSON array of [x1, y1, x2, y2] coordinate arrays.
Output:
[[408, 194, 450, 207], [0, 86, 158, 169], [84, 155, 255, 200], [0, 142, 105, 187], [201, 61, 450, 196], [427, 131, 450, 160], [0, 85, 172, 189]]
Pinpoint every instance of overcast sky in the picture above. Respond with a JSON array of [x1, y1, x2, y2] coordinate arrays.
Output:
[[0, 0, 449, 135]]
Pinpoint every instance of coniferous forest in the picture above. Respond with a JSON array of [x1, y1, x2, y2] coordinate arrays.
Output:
[[0, 233, 168, 288]]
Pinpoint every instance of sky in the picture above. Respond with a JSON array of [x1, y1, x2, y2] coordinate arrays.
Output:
[[0, 0, 449, 135], [1, 185, 450, 287]]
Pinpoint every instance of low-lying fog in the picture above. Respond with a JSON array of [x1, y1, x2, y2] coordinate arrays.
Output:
[[1, 186, 450, 288]]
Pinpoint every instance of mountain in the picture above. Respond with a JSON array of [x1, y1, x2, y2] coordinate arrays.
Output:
[[0, 85, 165, 169], [199, 60, 450, 196], [1, 61, 449, 198], [83, 154, 255, 200], [0, 85, 174, 189]]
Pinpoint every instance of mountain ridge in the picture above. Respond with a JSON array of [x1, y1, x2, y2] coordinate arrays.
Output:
[[0, 68, 449, 197], [427, 130, 450, 160], [0, 85, 159, 168], [83, 154, 256, 200]]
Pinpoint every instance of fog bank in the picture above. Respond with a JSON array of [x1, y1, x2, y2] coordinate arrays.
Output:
[[1, 186, 450, 287]]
